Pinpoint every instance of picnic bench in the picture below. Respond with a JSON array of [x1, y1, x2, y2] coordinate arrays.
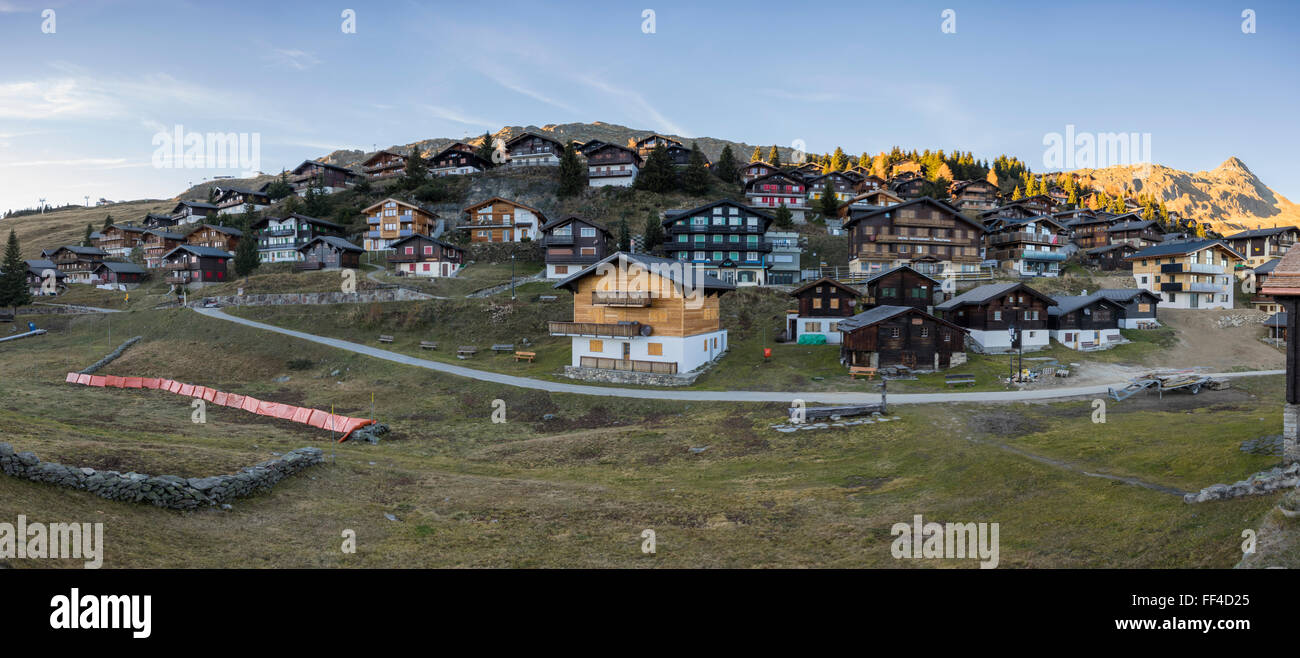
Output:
[[514, 351, 536, 362], [419, 341, 438, 350], [849, 366, 877, 380], [377, 335, 394, 344], [538, 295, 558, 302], [456, 346, 478, 359], [490, 344, 515, 354], [945, 374, 976, 387]]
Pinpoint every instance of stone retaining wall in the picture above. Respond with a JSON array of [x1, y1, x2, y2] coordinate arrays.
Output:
[[79, 336, 142, 375], [187, 288, 431, 308], [562, 365, 702, 387], [1183, 462, 1300, 503], [0, 443, 324, 511]]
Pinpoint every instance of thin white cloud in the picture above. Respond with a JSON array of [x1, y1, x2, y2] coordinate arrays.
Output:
[[472, 60, 579, 113], [0, 157, 127, 167], [574, 73, 686, 137], [265, 49, 321, 71], [420, 104, 498, 129]]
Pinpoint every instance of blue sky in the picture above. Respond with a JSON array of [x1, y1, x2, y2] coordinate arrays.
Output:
[[1, 0, 1297, 213]]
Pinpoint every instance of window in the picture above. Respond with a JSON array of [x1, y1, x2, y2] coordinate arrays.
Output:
[[804, 322, 820, 331], [830, 298, 839, 309], [890, 327, 901, 338], [589, 340, 603, 352], [555, 265, 568, 275], [812, 298, 822, 309], [580, 227, 596, 238], [423, 246, 433, 255], [993, 311, 1002, 321], [647, 343, 663, 356]]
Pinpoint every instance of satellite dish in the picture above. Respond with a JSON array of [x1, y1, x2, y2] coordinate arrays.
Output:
[[640, 324, 653, 336]]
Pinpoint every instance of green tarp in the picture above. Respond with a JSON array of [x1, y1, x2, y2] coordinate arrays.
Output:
[[797, 334, 828, 345]]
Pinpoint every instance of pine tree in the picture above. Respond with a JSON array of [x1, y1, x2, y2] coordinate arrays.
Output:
[[682, 142, 710, 195], [265, 171, 293, 199], [642, 210, 664, 253], [766, 146, 781, 167], [773, 202, 794, 229], [102, 214, 113, 229], [617, 217, 631, 251], [0, 230, 32, 312], [83, 223, 94, 246], [634, 145, 675, 194], [749, 146, 763, 163], [1011, 186, 1023, 201], [402, 149, 428, 188], [232, 229, 261, 278], [715, 145, 739, 184], [475, 132, 497, 167], [557, 141, 585, 197], [817, 185, 840, 218]]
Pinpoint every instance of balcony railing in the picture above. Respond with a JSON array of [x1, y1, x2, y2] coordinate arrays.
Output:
[[579, 356, 677, 374], [592, 291, 652, 307], [1020, 250, 1067, 261], [666, 224, 764, 234], [1187, 282, 1227, 294], [165, 273, 192, 284], [549, 321, 648, 338], [988, 232, 1062, 246], [1161, 262, 1224, 275], [546, 233, 575, 245]]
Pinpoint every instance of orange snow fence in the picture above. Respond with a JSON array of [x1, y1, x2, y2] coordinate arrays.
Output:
[[64, 372, 376, 441]]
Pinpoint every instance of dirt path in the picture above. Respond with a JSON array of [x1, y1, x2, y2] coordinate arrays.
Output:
[[1151, 308, 1283, 371]]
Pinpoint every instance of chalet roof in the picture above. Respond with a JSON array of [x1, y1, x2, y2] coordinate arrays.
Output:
[[987, 215, 1069, 232], [146, 229, 186, 240], [462, 196, 544, 217], [214, 186, 269, 199], [1266, 312, 1287, 326], [1095, 288, 1159, 303], [361, 150, 405, 166], [632, 134, 682, 148], [743, 171, 804, 189], [23, 259, 63, 277], [503, 132, 564, 149], [860, 264, 940, 286], [789, 277, 862, 298], [162, 244, 232, 259], [837, 305, 967, 334], [103, 224, 147, 234], [95, 261, 147, 274], [934, 282, 1056, 311], [585, 142, 644, 164], [1255, 258, 1282, 275], [52, 245, 107, 256], [844, 196, 984, 231], [1127, 239, 1245, 261], [196, 224, 243, 237], [949, 179, 998, 193], [540, 215, 611, 235], [145, 212, 174, 221], [250, 213, 343, 232], [386, 233, 462, 252], [661, 199, 775, 226], [1047, 294, 1124, 316], [1085, 243, 1136, 255], [362, 197, 439, 215], [1260, 240, 1300, 296], [1224, 226, 1299, 240], [428, 145, 491, 167], [576, 139, 609, 154], [552, 252, 734, 293], [291, 159, 354, 174], [173, 200, 217, 211], [297, 236, 364, 253], [1107, 220, 1162, 233]]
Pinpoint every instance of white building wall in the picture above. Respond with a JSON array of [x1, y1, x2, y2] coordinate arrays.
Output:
[[787, 313, 844, 344], [569, 330, 728, 373], [966, 328, 1050, 353], [1050, 328, 1126, 350], [398, 261, 459, 278], [588, 165, 639, 187]]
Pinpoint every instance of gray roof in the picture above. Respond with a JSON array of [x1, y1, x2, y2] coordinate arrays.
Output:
[[1085, 243, 1135, 255], [860, 265, 940, 286], [52, 245, 107, 256], [1107, 220, 1161, 232], [1095, 288, 1158, 303], [837, 305, 913, 331], [1256, 258, 1282, 275], [95, 261, 147, 274], [935, 283, 1055, 311], [1225, 227, 1298, 240], [1128, 239, 1245, 261], [146, 229, 186, 240], [385, 233, 458, 252], [23, 259, 63, 277], [553, 252, 734, 292], [1266, 312, 1287, 326], [163, 245, 232, 259], [1048, 294, 1123, 316], [198, 224, 243, 237], [175, 200, 218, 210], [661, 199, 775, 226], [846, 196, 984, 231], [299, 235, 364, 253]]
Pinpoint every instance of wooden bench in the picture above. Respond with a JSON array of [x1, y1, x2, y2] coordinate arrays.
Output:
[[849, 366, 877, 380], [945, 374, 976, 387], [457, 346, 478, 358], [490, 344, 515, 354], [419, 341, 438, 350], [377, 335, 394, 344], [514, 351, 536, 362], [538, 295, 558, 302]]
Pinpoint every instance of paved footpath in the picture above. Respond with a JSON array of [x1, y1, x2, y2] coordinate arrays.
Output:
[[193, 306, 1285, 405]]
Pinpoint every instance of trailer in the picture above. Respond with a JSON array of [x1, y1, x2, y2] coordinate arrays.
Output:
[[1108, 371, 1228, 401]]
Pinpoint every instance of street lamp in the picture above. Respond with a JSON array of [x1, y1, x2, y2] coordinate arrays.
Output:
[[510, 251, 516, 300]]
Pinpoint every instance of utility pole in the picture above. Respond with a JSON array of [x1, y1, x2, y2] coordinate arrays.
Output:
[[510, 251, 516, 300]]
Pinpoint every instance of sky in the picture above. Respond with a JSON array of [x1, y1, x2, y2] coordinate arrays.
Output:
[[0, 0, 1297, 214]]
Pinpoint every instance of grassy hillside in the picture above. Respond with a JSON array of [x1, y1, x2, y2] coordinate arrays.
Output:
[[3, 199, 174, 259]]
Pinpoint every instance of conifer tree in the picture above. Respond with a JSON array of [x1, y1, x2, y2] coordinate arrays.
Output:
[[475, 132, 497, 167], [642, 210, 664, 253], [1011, 186, 1023, 201], [232, 228, 261, 278], [750, 146, 763, 163], [817, 185, 840, 218], [103, 214, 113, 229], [766, 146, 781, 167], [617, 216, 631, 251], [773, 202, 794, 229], [0, 230, 32, 312], [682, 142, 710, 195], [557, 141, 585, 197], [402, 149, 428, 188], [715, 145, 739, 184], [634, 145, 675, 194], [83, 223, 94, 246]]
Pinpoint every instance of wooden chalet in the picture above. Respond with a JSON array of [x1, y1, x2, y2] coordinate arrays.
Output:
[[19, 259, 64, 295], [186, 224, 242, 252], [739, 161, 782, 183], [542, 216, 612, 279], [844, 197, 985, 278], [160, 245, 231, 288], [981, 202, 1041, 222], [428, 145, 490, 176], [296, 236, 364, 270], [91, 261, 147, 291], [982, 216, 1070, 277], [805, 172, 857, 208], [1012, 194, 1054, 215], [859, 265, 941, 310], [1223, 226, 1299, 268], [744, 171, 808, 222], [251, 213, 344, 263], [1106, 219, 1166, 249], [95, 225, 147, 257], [577, 139, 610, 156], [459, 197, 545, 242], [630, 134, 682, 158], [361, 150, 409, 180], [1253, 259, 1284, 314], [171, 200, 218, 225], [891, 177, 929, 200], [585, 143, 642, 187], [142, 230, 187, 269], [47, 246, 106, 284], [1067, 214, 1124, 250], [362, 198, 439, 251], [1046, 294, 1127, 350], [934, 282, 1057, 353], [838, 305, 968, 371], [142, 212, 178, 229], [289, 160, 358, 195], [948, 179, 1000, 211], [1095, 288, 1161, 329], [660, 200, 774, 286], [662, 144, 699, 167], [854, 173, 888, 193], [785, 277, 862, 344], [504, 132, 564, 167], [549, 252, 735, 379], [1083, 243, 1139, 271], [212, 187, 271, 215], [386, 234, 464, 278], [842, 188, 904, 212]]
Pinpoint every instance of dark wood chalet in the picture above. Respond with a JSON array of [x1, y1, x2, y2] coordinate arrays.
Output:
[[160, 245, 231, 287], [296, 236, 363, 270], [585, 143, 643, 186], [854, 174, 888, 193], [1106, 219, 1166, 249], [1012, 194, 1054, 215], [891, 177, 928, 200], [806, 172, 856, 205], [981, 202, 1041, 222], [250, 213, 344, 264], [95, 225, 147, 257], [662, 144, 699, 167], [505, 132, 564, 166], [428, 145, 491, 175], [948, 179, 1000, 211], [744, 171, 808, 221], [142, 230, 186, 269], [142, 212, 178, 229], [91, 261, 147, 289], [1223, 226, 1300, 268], [1251, 258, 1283, 314], [47, 245, 106, 284], [783, 277, 861, 344], [542, 216, 612, 279], [576, 139, 610, 156], [1047, 294, 1127, 350], [630, 134, 682, 157], [844, 197, 985, 277], [289, 160, 357, 194], [361, 150, 408, 180], [739, 161, 782, 183], [860, 265, 941, 310], [212, 187, 270, 215], [187, 224, 242, 252], [20, 259, 64, 294], [1096, 288, 1162, 329], [171, 200, 218, 225], [934, 282, 1057, 352], [386, 234, 464, 278], [1068, 214, 1123, 249], [660, 200, 775, 286], [838, 305, 968, 370], [1083, 243, 1139, 271]]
